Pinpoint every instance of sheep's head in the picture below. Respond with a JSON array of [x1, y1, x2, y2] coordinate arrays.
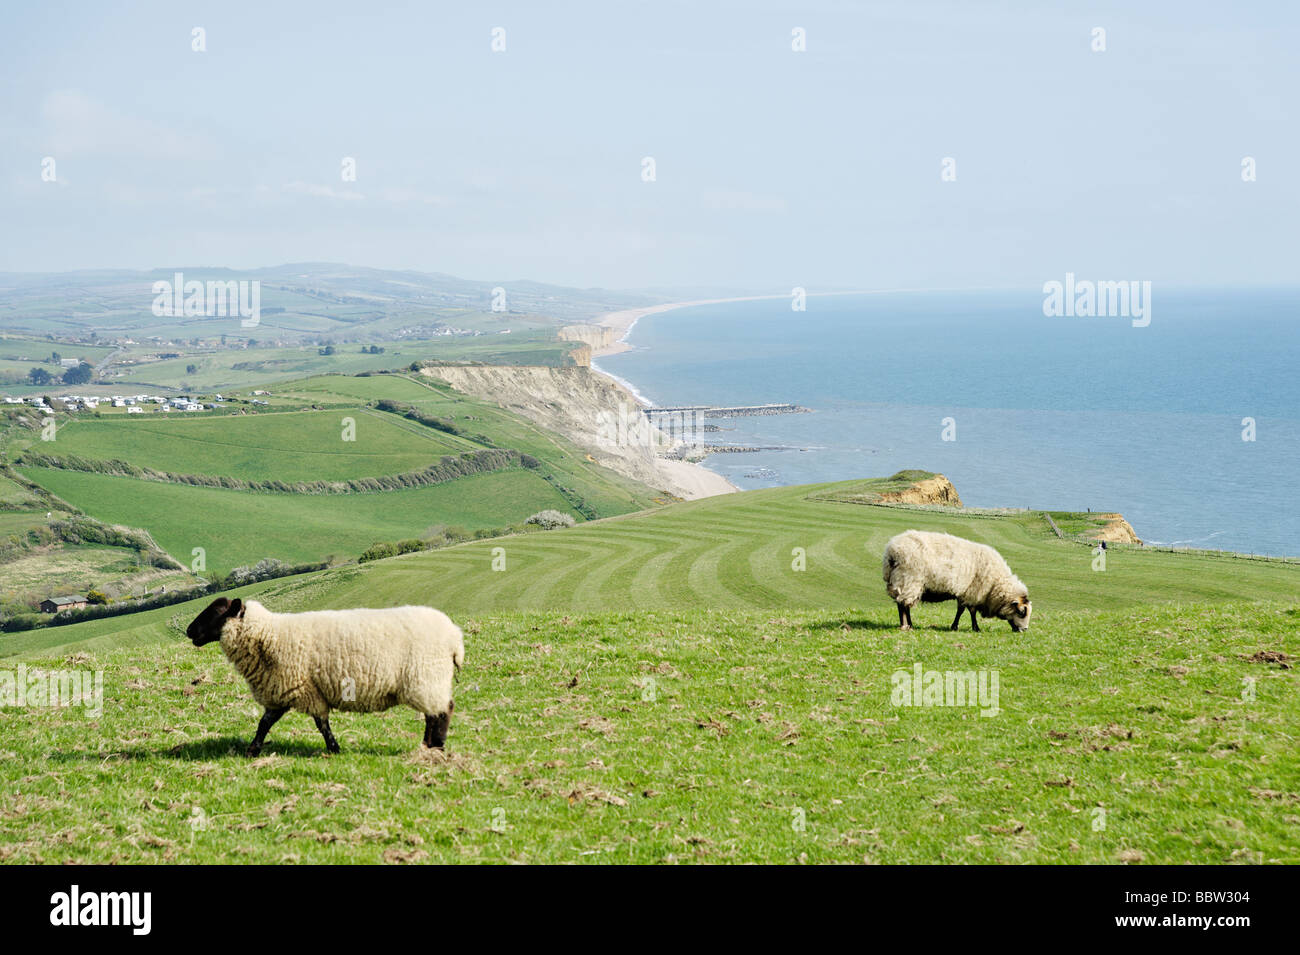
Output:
[[1001, 590, 1032, 632], [187, 597, 245, 646]]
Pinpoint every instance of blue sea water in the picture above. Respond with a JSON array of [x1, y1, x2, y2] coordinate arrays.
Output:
[[597, 288, 1300, 557]]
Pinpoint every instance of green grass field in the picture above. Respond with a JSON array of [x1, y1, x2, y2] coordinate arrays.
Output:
[[4, 375, 1297, 865], [243, 485, 1300, 618], [273, 373, 663, 517], [0, 371, 662, 609], [0, 481, 1296, 863], [46, 409, 474, 482], [0, 337, 116, 364], [105, 333, 576, 392], [17, 466, 580, 575]]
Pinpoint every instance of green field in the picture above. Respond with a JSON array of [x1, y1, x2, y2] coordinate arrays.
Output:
[[252, 485, 1300, 618], [283, 373, 664, 517], [278, 374, 440, 404], [1, 481, 1296, 863], [0, 544, 195, 595], [105, 333, 577, 392], [1, 371, 662, 605], [0, 337, 115, 363], [17, 466, 580, 575], [46, 409, 474, 482]]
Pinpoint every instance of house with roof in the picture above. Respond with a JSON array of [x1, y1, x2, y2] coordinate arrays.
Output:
[[40, 595, 89, 614]]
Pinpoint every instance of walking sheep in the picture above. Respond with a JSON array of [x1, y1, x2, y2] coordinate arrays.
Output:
[[186, 597, 464, 756], [882, 530, 1032, 632]]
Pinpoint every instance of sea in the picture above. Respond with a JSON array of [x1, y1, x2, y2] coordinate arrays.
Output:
[[595, 288, 1300, 558]]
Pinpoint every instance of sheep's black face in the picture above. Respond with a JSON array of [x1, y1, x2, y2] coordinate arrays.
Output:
[[187, 597, 243, 646], [1007, 597, 1032, 632]]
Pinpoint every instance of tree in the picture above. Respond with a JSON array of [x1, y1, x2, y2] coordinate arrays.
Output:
[[28, 367, 52, 385], [62, 362, 93, 385], [50, 351, 61, 363], [186, 364, 198, 374]]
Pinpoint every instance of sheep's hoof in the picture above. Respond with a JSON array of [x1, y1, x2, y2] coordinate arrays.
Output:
[[899, 624, 913, 632], [245, 745, 261, 758]]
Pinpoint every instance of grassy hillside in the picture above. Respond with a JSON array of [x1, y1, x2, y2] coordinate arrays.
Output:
[[0, 507, 199, 615], [43, 409, 475, 482], [3, 372, 664, 586], [18, 467, 577, 575], [262, 483, 1300, 618], [2, 479, 1297, 864], [2, 599, 1295, 864], [281, 372, 665, 518], [105, 334, 576, 392], [10, 479, 1300, 648]]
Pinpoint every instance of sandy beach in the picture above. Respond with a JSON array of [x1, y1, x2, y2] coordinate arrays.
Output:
[[594, 295, 791, 358], [590, 294, 803, 498], [589, 290, 886, 499]]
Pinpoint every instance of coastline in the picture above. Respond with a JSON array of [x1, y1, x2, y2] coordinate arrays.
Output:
[[594, 294, 792, 359], [587, 291, 879, 499], [587, 294, 811, 499]]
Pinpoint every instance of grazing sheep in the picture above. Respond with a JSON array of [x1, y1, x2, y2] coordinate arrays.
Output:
[[186, 597, 464, 756], [882, 530, 1032, 632]]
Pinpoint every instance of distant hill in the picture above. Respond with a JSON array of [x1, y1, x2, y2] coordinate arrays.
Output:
[[0, 262, 677, 343]]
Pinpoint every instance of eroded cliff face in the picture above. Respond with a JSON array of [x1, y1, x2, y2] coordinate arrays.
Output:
[[877, 474, 964, 507], [419, 364, 735, 500], [557, 324, 616, 355], [1091, 514, 1141, 544]]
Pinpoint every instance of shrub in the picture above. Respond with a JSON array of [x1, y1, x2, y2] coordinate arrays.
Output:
[[359, 542, 398, 563], [525, 509, 576, 530]]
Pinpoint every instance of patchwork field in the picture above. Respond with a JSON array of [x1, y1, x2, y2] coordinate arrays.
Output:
[[104, 333, 575, 392], [1, 371, 664, 601], [17, 466, 579, 575], [280, 373, 664, 517], [45, 409, 475, 482], [0, 338, 116, 364]]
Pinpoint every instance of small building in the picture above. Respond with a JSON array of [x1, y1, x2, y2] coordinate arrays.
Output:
[[40, 595, 89, 614]]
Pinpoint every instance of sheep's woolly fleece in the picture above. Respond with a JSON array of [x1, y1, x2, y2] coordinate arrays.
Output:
[[882, 530, 1029, 619], [219, 601, 464, 718]]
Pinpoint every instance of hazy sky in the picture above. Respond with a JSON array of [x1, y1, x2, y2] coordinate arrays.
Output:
[[1, 1, 1296, 291]]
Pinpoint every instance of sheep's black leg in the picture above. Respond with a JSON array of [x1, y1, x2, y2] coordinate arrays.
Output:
[[247, 707, 287, 757], [423, 701, 454, 749], [969, 608, 980, 632], [314, 715, 341, 754], [897, 603, 910, 630], [950, 603, 965, 631]]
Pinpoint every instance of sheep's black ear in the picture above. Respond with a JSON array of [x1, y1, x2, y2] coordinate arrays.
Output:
[[227, 598, 243, 618], [206, 597, 229, 615]]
